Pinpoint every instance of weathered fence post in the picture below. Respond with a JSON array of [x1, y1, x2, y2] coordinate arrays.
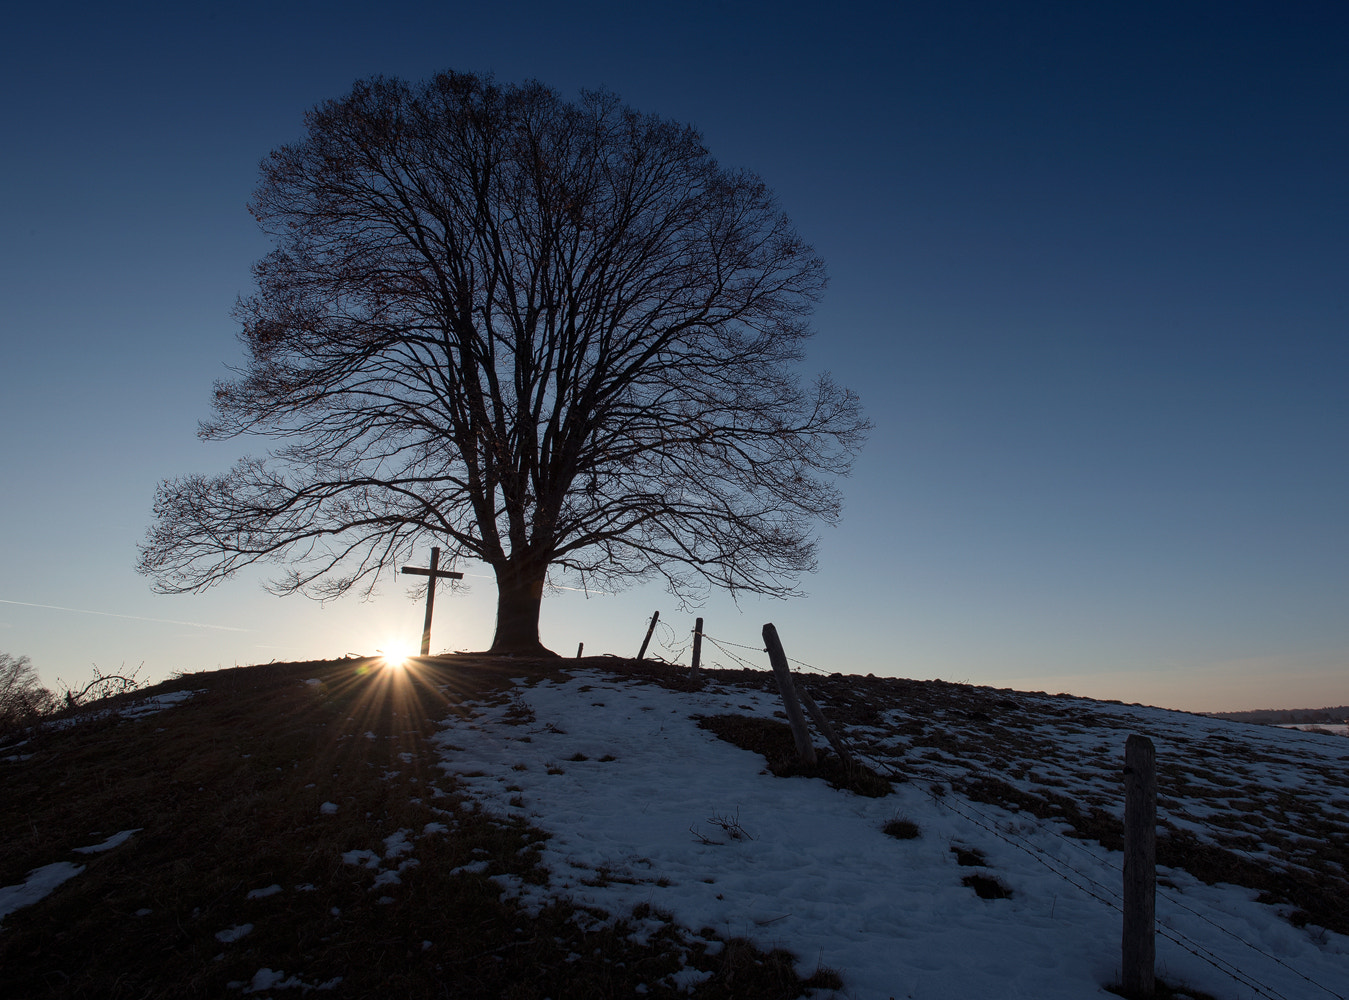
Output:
[[637, 610, 660, 661], [762, 623, 816, 765], [576, 642, 584, 659], [1122, 733, 1156, 999], [691, 618, 704, 673]]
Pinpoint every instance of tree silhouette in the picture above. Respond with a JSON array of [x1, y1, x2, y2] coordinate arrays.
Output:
[[0, 652, 54, 731], [139, 71, 868, 654]]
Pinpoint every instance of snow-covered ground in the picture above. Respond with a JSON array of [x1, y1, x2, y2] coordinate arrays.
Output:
[[433, 668, 1348, 1000], [5, 668, 1344, 998]]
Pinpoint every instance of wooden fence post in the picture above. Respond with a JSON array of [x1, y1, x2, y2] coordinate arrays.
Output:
[[1123, 733, 1156, 999], [576, 642, 584, 659], [762, 623, 816, 765], [637, 610, 660, 661], [691, 618, 704, 672]]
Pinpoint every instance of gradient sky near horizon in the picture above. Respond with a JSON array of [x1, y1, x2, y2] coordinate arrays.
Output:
[[2, 1, 1345, 713]]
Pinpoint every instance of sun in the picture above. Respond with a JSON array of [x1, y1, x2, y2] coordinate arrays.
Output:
[[376, 641, 414, 670]]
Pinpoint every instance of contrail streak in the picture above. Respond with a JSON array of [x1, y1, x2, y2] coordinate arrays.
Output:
[[0, 599, 252, 632]]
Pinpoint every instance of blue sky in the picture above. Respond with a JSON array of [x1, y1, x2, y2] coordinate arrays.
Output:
[[1, 1, 1345, 712]]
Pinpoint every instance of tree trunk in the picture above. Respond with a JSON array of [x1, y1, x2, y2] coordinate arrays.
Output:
[[488, 559, 557, 656]]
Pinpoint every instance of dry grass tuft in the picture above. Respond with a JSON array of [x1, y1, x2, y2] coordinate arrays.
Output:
[[882, 817, 921, 839]]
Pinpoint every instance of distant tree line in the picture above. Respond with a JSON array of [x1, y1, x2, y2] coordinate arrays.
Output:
[[1208, 707, 1349, 725]]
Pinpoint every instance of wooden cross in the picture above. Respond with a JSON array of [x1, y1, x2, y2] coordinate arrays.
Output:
[[401, 547, 463, 655]]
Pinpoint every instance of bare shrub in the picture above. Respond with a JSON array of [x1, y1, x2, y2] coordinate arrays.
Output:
[[56, 663, 145, 709]]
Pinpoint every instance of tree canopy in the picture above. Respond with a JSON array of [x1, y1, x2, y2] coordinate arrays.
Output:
[[139, 71, 868, 654]]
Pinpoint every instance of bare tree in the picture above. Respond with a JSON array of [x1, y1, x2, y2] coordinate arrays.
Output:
[[0, 652, 55, 732], [139, 71, 868, 655]]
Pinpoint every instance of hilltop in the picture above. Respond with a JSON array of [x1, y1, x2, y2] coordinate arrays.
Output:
[[1, 655, 1346, 999]]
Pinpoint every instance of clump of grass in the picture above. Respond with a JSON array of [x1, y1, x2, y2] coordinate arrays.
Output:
[[883, 817, 921, 840]]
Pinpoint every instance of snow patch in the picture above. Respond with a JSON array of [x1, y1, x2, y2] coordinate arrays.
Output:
[[73, 828, 141, 854], [382, 829, 413, 858], [121, 690, 201, 718], [0, 862, 85, 925]]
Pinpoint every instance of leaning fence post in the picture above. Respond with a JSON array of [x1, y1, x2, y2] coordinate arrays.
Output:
[[637, 610, 660, 661], [762, 623, 816, 765], [1122, 733, 1156, 999], [690, 618, 704, 673], [576, 642, 584, 659]]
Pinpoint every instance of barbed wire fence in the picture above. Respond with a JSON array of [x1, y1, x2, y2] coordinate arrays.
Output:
[[622, 611, 1345, 1000]]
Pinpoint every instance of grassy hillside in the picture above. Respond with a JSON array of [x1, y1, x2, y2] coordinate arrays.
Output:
[[0, 656, 837, 999], [2, 655, 1346, 999]]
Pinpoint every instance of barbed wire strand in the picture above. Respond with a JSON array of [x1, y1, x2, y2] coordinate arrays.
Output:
[[697, 633, 764, 655], [853, 731, 1342, 999], [846, 710, 1344, 1000], [684, 622, 1340, 1000], [698, 635, 762, 672], [693, 630, 831, 676], [906, 760, 1308, 1000], [1154, 886, 1343, 999]]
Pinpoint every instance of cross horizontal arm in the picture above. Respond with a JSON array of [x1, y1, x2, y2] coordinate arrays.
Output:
[[401, 567, 464, 580]]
